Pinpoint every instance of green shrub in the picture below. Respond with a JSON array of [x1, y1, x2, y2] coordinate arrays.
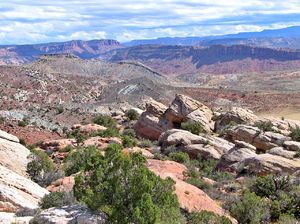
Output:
[[230, 190, 268, 224], [67, 129, 87, 145], [98, 127, 120, 137], [74, 143, 182, 223], [0, 116, 4, 124], [18, 118, 29, 127], [56, 106, 64, 114], [250, 175, 276, 198], [27, 149, 55, 184], [181, 120, 205, 135], [92, 115, 116, 128], [290, 126, 300, 141], [278, 214, 298, 224], [187, 211, 231, 224], [254, 121, 275, 132], [168, 151, 190, 164], [39, 191, 75, 209], [64, 146, 103, 176], [123, 128, 136, 138], [126, 109, 139, 120], [295, 149, 300, 158], [19, 138, 26, 146], [122, 135, 137, 148], [138, 139, 153, 148]]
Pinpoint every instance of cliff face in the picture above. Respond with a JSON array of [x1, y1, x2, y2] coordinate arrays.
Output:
[[106, 44, 300, 75], [0, 39, 122, 64]]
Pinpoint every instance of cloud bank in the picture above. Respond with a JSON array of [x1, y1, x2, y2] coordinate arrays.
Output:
[[0, 0, 300, 44]]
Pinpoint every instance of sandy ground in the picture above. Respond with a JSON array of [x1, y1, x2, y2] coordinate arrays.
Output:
[[257, 108, 300, 120]]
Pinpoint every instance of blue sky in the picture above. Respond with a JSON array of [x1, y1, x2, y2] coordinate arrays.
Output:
[[0, 0, 300, 44]]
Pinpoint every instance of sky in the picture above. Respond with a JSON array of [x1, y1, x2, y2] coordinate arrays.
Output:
[[0, 0, 300, 44]]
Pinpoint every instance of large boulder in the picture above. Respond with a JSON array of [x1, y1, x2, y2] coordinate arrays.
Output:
[[30, 204, 107, 224], [0, 129, 30, 176], [159, 129, 234, 159], [218, 147, 257, 171], [146, 159, 230, 218], [283, 141, 300, 151], [237, 154, 300, 175], [134, 99, 168, 140], [134, 95, 215, 140], [215, 107, 259, 131], [164, 94, 214, 132], [0, 165, 49, 212], [269, 147, 296, 159], [226, 125, 290, 151]]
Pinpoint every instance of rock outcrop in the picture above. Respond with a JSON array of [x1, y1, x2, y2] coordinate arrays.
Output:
[[134, 99, 168, 140], [225, 125, 290, 151], [146, 159, 229, 217], [0, 129, 30, 176], [0, 165, 48, 212], [159, 129, 234, 159], [218, 147, 257, 171], [164, 94, 214, 132], [237, 154, 300, 175], [134, 95, 214, 140], [215, 107, 259, 131], [30, 205, 107, 224]]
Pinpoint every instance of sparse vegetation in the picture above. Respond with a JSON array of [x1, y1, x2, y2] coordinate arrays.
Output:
[[39, 191, 76, 209], [74, 143, 182, 223], [56, 106, 64, 114], [18, 117, 30, 127], [254, 120, 275, 132], [123, 128, 136, 137], [138, 139, 154, 148], [126, 109, 140, 120], [26, 148, 56, 186], [93, 115, 117, 128], [229, 190, 268, 224], [181, 120, 206, 135], [122, 135, 138, 148], [290, 126, 300, 142], [168, 151, 190, 164], [0, 116, 4, 124]]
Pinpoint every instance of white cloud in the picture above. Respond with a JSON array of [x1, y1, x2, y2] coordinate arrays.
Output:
[[0, 0, 299, 44]]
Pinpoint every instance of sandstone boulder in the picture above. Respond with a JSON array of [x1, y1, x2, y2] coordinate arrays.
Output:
[[283, 141, 300, 151], [0, 129, 20, 143], [159, 129, 234, 159], [218, 148, 257, 171], [215, 107, 258, 131], [0, 129, 30, 176], [238, 154, 300, 175], [134, 99, 168, 140], [0, 212, 32, 224], [30, 205, 107, 224], [268, 147, 296, 159], [0, 165, 48, 212], [226, 125, 290, 151], [164, 94, 213, 132]]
